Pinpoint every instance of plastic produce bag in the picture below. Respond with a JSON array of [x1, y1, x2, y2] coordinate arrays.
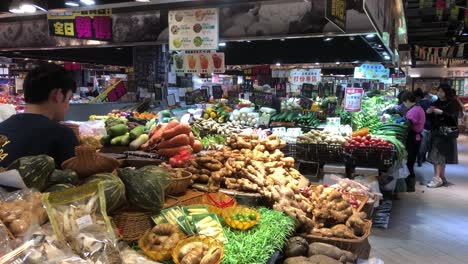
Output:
[[0, 220, 12, 257], [79, 121, 107, 137], [43, 182, 122, 264], [0, 189, 46, 238]]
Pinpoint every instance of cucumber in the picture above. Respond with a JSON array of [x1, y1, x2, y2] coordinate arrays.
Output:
[[129, 125, 145, 140], [120, 133, 130, 146], [129, 134, 149, 150], [109, 124, 128, 137], [111, 134, 128, 145]]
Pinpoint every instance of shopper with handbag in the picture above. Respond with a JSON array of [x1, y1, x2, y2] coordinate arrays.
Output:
[[426, 84, 461, 188]]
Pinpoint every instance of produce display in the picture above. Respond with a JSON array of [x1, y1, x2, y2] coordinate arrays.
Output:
[[203, 104, 232, 123], [142, 120, 201, 157], [296, 112, 320, 128], [200, 135, 226, 151], [351, 96, 396, 133], [139, 223, 186, 261], [83, 173, 126, 214], [297, 130, 348, 145], [194, 214, 227, 243], [173, 236, 223, 264], [192, 119, 247, 137], [330, 177, 377, 205], [230, 110, 259, 127], [7, 155, 55, 192]]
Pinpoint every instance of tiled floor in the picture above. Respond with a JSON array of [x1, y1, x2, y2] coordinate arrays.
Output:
[[369, 135, 468, 264]]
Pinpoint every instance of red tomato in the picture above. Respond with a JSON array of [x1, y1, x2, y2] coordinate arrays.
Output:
[[366, 135, 372, 140]]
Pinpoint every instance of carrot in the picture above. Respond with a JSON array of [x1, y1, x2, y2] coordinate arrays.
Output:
[[162, 123, 191, 140], [140, 141, 150, 150], [149, 123, 167, 146], [157, 145, 192, 157], [192, 140, 202, 153], [157, 134, 190, 149], [165, 120, 180, 130], [189, 132, 195, 146]]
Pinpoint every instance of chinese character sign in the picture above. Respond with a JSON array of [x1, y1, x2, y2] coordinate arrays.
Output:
[[353, 64, 389, 80], [344, 88, 364, 112], [326, 0, 347, 32], [48, 9, 112, 41], [290, 69, 321, 85]]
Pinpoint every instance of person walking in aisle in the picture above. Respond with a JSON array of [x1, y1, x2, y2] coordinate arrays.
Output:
[[401, 91, 426, 192], [426, 84, 461, 188]]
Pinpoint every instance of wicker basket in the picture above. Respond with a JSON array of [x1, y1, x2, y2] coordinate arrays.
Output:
[[303, 220, 372, 259], [112, 209, 153, 241], [166, 171, 193, 196]]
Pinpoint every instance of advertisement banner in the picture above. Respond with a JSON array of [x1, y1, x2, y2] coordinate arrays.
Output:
[[174, 52, 225, 74], [47, 9, 112, 41], [353, 64, 389, 80], [325, 0, 347, 32], [344, 87, 364, 112], [290, 69, 321, 85], [169, 8, 219, 51]]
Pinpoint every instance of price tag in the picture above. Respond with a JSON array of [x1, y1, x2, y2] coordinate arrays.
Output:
[[343, 88, 364, 112], [76, 215, 93, 230]]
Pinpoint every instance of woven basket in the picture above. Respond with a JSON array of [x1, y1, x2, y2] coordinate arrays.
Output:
[[303, 220, 372, 259], [112, 209, 153, 241], [166, 171, 193, 196]]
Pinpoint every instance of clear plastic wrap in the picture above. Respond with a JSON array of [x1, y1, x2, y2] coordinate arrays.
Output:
[[43, 182, 122, 264], [0, 189, 46, 238], [0, 220, 12, 257]]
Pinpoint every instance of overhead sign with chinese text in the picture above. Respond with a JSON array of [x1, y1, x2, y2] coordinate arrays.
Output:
[[173, 52, 225, 74], [47, 9, 112, 41], [344, 88, 364, 112], [353, 64, 389, 80], [169, 8, 219, 51], [325, 0, 347, 32], [290, 69, 321, 85]]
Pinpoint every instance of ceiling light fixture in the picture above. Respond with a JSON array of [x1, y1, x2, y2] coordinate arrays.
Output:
[[80, 0, 95, 5], [315, 62, 320, 65], [384, 55, 391, 60], [366, 34, 375, 39], [65, 1, 80, 7], [335, 62, 340, 64], [280, 39, 285, 41], [20, 4, 37, 13], [463, 33, 468, 36], [135, 0, 151, 2], [324, 37, 333, 41], [276, 62, 281, 66], [48, 60, 52, 63], [218, 42, 226, 47]]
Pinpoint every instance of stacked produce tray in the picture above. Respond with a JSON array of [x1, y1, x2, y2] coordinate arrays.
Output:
[[343, 146, 396, 169], [308, 144, 344, 163]]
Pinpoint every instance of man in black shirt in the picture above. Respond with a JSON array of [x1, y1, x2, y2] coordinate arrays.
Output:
[[0, 63, 79, 168]]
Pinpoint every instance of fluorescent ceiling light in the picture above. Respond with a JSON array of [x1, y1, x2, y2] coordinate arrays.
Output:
[[218, 42, 226, 47], [80, 0, 95, 5], [463, 33, 468, 36], [9, 8, 24, 13], [65, 1, 80, 7], [315, 62, 320, 65], [21, 4, 36, 13], [335, 62, 340, 64], [366, 34, 375, 39], [276, 62, 281, 66], [135, 0, 151, 2], [324, 37, 333, 41], [384, 55, 391, 60], [409, 74, 420, 78]]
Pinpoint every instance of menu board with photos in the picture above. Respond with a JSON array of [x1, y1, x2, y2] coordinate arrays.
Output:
[[173, 52, 225, 74], [169, 8, 219, 51]]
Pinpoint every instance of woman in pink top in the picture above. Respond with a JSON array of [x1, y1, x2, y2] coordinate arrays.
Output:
[[401, 91, 426, 192]]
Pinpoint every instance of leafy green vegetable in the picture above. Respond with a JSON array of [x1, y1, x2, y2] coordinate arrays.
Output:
[[351, 96, 397, 133], [222, 208, 295, 264]]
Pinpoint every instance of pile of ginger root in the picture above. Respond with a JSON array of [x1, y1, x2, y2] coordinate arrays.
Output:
[[187, 133, 367, 238]]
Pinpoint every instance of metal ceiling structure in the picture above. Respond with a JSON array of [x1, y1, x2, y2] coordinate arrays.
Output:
[[404, 0, 467, 60]]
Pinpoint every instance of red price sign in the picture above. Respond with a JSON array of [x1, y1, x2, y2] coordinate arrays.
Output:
[[343, 88, 364, 112]]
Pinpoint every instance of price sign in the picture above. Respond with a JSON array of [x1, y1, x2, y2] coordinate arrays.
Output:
[[343, 87, 364, 112], [228, 90, 239, 105], [212, 85, 223, 99], [299, 96, 313, 110]]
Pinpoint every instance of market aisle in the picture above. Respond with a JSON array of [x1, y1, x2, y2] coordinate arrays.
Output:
[[369, 134, 468, 264]]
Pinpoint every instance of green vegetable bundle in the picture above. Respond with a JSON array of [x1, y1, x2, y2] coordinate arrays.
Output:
[[222, 208, 295, 264]]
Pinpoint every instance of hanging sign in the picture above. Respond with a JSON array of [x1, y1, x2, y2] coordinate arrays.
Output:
[[169, 8, 219, 51], [343, 87, 364, 112], [173, 52, 225, 74], [276, 83, 287, 98], [301, 83, 315, 98], [252, 91, 273, 107], [47, 9, 112, 41], [212, 85, 223, 99], [353, 64, 389, 80], [290, 69, 321, 85], [325, 0, 347, 33]]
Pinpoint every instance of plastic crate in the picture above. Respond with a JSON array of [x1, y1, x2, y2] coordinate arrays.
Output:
[[343, 146, 395, 169], [308, 144, 344, 163]]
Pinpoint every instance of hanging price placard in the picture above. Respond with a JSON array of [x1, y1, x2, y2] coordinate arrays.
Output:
[[343, 87, 364, 112]]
